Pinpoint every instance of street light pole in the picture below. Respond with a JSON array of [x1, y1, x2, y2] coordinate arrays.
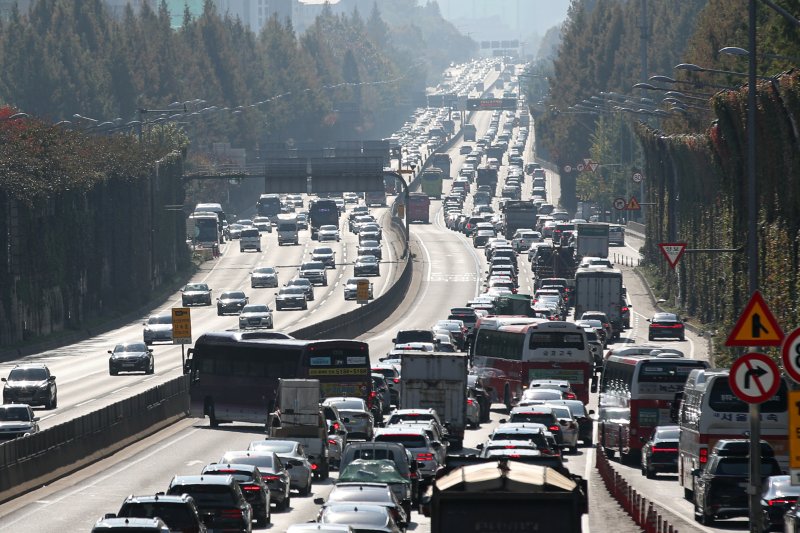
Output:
[[747, 3, 761, 533]]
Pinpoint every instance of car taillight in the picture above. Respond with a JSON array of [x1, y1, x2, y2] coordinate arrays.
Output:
[[393, 377, 400, 383], [263, 475, 280, 482], [410, 471, 418, 479], [241, 484, 261, 492], [566, 392, 576, 400], [467, 398, 474, 405], [417, 453, 434, 462], [651, 447, 678, 453], [310, 463, 318, 470], [504, 445, 517, 449], [699, 448, 708, 464], [221, 509, 243, 518], [328, 439, 338, 445], [769, 498, 797, 506], [549, 425, 560, 432], [621, 307, 629, 312]]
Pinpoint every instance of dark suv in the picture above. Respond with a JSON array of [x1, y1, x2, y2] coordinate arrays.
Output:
[[2, 363, 57, 409], [693, 439, 781, 526], [108, 493, 207, 533], [166, 474, 252, 533], [201, 463, 270, 527]]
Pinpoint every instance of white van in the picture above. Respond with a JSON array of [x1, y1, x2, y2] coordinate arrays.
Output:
[[276, 214, 299, 246], [239, 227, 262, 252]]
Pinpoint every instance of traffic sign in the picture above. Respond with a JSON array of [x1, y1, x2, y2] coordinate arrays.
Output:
[[357, 279, 370, 303], [789, 390, 800, 484], [583, 158, 591, 165], [576, 163, 585, 172], [626, 196, 641, 210], [658, 242, 687, 269], [172, 307, 192, 344], [563, 164, 572, 173], [782, 328, 800, 383], [588, 161, 599, 172], [725, 290, 784, 347], [632, 172, 643, 183], [613, 197, 626, 210], [729, 352, 781, 404]]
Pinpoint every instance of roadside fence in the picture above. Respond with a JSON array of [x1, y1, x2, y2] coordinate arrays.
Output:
[[595, 444, 680, 533]]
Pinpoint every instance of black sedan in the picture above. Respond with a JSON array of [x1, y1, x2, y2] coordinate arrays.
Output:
[[354, 255, 380, 277], [217, 291, 248, 316], [648, 312, 685, 341], [202, 462, 271, 527], [762, 475, 800, 531], [640, 425, 679, 478], [180, 283, 212, 306], [108, 342, 154, 375]]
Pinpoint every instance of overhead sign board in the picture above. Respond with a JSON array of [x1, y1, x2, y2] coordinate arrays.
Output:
[[725, 290, 784, 347], [466, 98, 518, 111], [658, 243, 687, 269], [729, 352, 781, 404], [172, 307, 192, 345]]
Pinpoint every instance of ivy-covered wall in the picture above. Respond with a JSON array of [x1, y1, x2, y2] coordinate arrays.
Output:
[[638, 71, 800, 365], [0, 113, 190, 346]]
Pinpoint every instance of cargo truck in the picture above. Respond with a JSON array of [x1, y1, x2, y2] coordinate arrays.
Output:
[[268, 379, 330, 479], [429, 154, 452, 178], [421, 168, 444, 199], [501, 200, 537, 239], [400, 352, 468, 449], [574, 267, 625, 338], [462, 123, 477, 142], [576, 223, 610, 258]]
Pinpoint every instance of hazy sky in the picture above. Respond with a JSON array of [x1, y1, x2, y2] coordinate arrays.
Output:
[[434, 0, 571, 41]]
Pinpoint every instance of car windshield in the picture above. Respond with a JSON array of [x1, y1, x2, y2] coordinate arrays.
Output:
[[655, 427, 680, 440], [250, 441, 296, 453], [0, 406, 32, 421], [280, 287, 305, 295], [361, 241, 379, 248], [220, 452, 275, 469], [320, 225, 338, 231], [169, 484, 235, 506], [359, 256, 378, 264], [253, 268, 275, 274], [716, 458, 778, 477], [302, 262, 325, 270], [117, 503, 196, 527], [184, 284, 208, 291], [148, 315, 172, 325], [549, 407, 572, 419], [242, 305, 269, 314], [347, 278, 368, 286], [7, 368, 48, 381], [289, 279, 310, 286], [221, 292, 245, 299], [114, 343, 147, 353], [328, 399, 365, 410], [492, 431, 540, 441], [375, 434, 427, 448], [510, 413, 554, 425], [314, 248, 333, 254]]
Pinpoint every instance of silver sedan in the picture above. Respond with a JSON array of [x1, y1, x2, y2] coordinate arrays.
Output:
[[248, 439, 314, 496]]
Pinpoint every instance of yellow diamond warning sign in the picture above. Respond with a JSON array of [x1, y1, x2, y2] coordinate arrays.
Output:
[[725, 290, 784, 347]]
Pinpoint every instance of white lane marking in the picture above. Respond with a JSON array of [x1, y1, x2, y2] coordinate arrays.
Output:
[[110, 387, 129, 394], [75, 398, 96, 407], [0, 427, 202, 530]]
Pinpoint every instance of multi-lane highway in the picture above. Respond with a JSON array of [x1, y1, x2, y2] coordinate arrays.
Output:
[[0, 69, 719, 533]]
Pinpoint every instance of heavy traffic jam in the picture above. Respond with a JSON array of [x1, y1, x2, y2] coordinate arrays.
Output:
[[0, 58, 791, 533]]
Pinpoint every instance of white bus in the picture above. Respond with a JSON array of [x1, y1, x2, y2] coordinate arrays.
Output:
[[599, 354, 709, 465], [677, 368, 788, 499]]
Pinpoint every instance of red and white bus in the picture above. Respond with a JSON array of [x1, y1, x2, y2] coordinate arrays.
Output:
[[471, 320, 594, 406], [186, 332, 372, 427], [599, 354, 709, 465], [677, 368, 788, 499]]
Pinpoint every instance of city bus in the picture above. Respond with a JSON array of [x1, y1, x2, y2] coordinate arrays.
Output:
[[471, 320, 593, 407], [256, 194, 282, 223], [598, 354, 709, 465], [185, 331, 372, 427], [407, 193, 431, 223], [677, 368, 788, 499]]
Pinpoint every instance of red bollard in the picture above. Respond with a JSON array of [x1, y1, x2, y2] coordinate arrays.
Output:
[[645, 502, 656, 533], [657, 514, 663, 533]]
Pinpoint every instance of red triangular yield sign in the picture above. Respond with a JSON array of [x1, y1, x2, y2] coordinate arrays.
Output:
[[588, 162, 599, 172], [725, 290, 785, 347], [658, 242, 687, 269]]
